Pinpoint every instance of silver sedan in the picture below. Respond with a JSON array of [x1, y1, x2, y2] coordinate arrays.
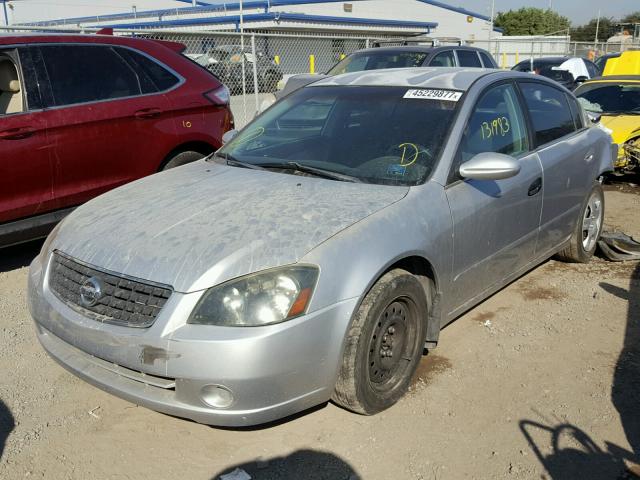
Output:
[[28, 68, 614, 427]]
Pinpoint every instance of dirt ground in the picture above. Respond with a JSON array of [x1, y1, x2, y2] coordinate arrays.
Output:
[[1, 185, 639, 480]]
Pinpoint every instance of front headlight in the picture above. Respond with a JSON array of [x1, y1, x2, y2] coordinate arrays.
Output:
[[188, 266, 319, 327]]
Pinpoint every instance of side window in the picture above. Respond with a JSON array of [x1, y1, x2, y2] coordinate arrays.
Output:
[[566, 94, 585, 130], [16, 48, 41, 110], [429, 51, 455, 67], [0, 54, 24, 115], [39, 45, 142, 106], [479, 51, 495, 68], [585, 60, 599, 78], [116, 48, 179, 93], [519, 82, 576, 146], [456, 50, 482, 68], [454, 83, 530, 179]]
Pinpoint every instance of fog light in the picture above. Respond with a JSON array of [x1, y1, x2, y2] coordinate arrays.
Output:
[[200, 385, 234, 409]]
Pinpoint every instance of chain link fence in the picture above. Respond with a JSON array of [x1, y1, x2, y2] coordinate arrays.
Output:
[[471, 38, 640, 69], [1, 25, 639, 127], [134, 29, 374, 127]]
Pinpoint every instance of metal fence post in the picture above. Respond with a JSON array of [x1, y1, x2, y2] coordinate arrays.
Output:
[[251, 33, 259, 115]]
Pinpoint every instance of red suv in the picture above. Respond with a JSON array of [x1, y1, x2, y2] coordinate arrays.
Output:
[[0, 33, 233, 247]]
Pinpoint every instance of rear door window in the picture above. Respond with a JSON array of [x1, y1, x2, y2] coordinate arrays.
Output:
[[566, 94, 585, 129], [116, 47, 180, 93], [479, 51, 496, 68], [456, 50, 482, 67], [519, 82, 576, 146], [429, 51, 455, 67], [38, 44, 142, 107]]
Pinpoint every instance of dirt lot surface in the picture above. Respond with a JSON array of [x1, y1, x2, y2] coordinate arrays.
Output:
[[1, 186, 639, 480]]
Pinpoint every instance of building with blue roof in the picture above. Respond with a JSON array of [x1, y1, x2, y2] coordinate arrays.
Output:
[[13, 0, 501, 40]]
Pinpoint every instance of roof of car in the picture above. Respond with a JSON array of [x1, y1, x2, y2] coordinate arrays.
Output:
[[312, 67, 503, 91], [353, 45, 490, 55], [0, 33, 157, 47], [583, 75, 640, 82]]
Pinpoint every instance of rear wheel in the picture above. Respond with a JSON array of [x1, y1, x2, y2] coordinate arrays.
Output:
[[557, 182, 604, 263], [160, 150, 207, 171], [333, 269, 428, 415]]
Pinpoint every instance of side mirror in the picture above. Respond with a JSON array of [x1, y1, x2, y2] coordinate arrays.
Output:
[[587, 112, 602, 124], [575, 75, 588, 84], [459, 152, 521, 181], [221, 129, 238, 145]]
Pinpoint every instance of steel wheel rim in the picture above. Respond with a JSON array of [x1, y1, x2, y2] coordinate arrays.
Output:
[[367, 298, 417, 390], [582, 193, 602, 252]]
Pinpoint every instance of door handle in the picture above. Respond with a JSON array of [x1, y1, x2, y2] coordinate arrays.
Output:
[[584, 153, 594, 162], [0, 127, 35, 140], [528, 177, 543, 196], [134, 108, 163, 119]]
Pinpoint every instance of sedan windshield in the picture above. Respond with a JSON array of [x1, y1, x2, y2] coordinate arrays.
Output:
[[327, 52, 428, 76], [216, 86, 460, 186], [575, 83, 640, 114]]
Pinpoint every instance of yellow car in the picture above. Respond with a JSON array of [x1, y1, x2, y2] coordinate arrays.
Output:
[[574, 76, 640, 172]]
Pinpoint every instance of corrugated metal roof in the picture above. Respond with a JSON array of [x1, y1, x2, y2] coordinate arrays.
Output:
[[102, 12, 437, 31]]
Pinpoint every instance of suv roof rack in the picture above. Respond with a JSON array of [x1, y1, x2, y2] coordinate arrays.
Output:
[[371, 36, 464, 48]]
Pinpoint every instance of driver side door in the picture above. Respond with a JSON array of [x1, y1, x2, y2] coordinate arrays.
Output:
[[444, 82, 543, 314]]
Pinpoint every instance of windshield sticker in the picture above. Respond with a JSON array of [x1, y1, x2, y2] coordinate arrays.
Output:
[[404, 89, 462, 101], [481, 117, 511, 139], [387, 164, 407, 176]]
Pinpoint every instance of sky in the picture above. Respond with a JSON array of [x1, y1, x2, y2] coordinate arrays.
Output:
[[4, 0, 640, 26], [455, 0, 639, 25]]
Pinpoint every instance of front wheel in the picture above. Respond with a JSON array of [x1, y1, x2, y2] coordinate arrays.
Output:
[[160, 150, 206, 171], [557, 182, 605, 263], [333, 269, 428, 415]]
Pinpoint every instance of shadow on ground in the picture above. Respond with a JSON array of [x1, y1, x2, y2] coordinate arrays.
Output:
[[0, 399, 14, 461], [211, 449, 360, 480], [521, 263, 640, 479], [0, 240, 43, 274]]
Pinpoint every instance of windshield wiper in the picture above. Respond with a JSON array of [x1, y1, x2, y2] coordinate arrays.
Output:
[[261, 161, 362, 183], [213, 152, 266, 170]]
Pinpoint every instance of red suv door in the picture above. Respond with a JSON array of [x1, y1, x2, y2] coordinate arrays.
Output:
[[0, 48, 53, 224], [31, 43, 180, 208]]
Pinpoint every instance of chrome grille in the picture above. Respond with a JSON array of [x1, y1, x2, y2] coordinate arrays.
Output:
[[49, 251, 172, 328]]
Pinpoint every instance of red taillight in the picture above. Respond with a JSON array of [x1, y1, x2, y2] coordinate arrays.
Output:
[[204, 86, 230, 106]]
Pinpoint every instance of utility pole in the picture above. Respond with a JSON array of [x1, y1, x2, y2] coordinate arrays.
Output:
[[489, 0, 495, 53], [594, 9, 601, 45], [239, 0, 247, 124], [2, 1, 8, 26]]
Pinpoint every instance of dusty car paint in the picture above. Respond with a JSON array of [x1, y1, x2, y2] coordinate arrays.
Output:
[[28, 68, 615, 426]]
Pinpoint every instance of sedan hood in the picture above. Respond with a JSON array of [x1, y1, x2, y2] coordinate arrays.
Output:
[[51, 161, 408, 292]]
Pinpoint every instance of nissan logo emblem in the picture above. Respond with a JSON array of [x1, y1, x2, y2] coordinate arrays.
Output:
[[80, 277, 103, 307]]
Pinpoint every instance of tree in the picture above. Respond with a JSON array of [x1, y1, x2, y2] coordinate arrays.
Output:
[[620, 11, 640, 25], [570, 17, 616, 42], [494, 8, 570, 36]]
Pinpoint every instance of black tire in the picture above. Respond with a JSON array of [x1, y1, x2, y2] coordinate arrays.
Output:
[[160, 150, 206, 171], [333, 269, 429, 415], [556, 182, 605, 263]]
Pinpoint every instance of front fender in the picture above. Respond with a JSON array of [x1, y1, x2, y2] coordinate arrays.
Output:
[[302, 182, 453, 333]]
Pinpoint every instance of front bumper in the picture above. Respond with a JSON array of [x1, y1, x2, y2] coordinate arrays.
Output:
[[28, 252, 358, 427]]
